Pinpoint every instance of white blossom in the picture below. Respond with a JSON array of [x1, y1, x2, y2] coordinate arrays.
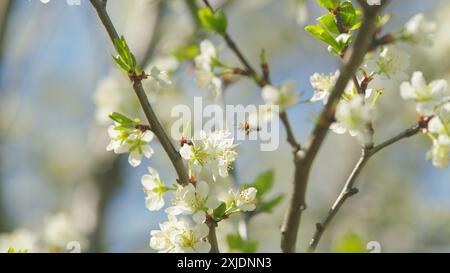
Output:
[[403, 14, 437, 46], [426, 103, 450, 168], [141, 167, 169, 211], [150, 215, 210, 253], [0, 229, 38, 253], [180, 130, 237, 180], [262, 81, 298, 111], [427, 139, 450, 168], [226, 187, 258, 212], [166, 181, 209, 223], [147, 66, 172, 89], [365, 47, 410, 81], [106, 125, 154, 167], [331, 95, 373, 145], [43, 212, 87, 250], [194, 40, 222, 98], [310, 71, 340, 104], [400, 71, 449, 116]]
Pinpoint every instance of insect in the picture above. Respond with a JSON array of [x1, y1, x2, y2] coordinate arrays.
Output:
[[237, 121, 261, 136]]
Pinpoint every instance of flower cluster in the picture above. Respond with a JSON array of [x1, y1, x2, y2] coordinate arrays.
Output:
[[142, 163, 258, 253], [150, 215, 210, 253], [308, 11, 441, 150], [180, 130, 237, 181], [401, 72, 450, 167]]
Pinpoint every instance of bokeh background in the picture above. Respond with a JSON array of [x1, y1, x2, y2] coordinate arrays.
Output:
[[0, 0, 449, 253]]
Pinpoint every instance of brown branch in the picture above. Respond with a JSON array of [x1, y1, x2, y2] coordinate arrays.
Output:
[[280, 3, 388, 253], [206, 216, 220, 253], [89, 0, 222, 252], [89, 0, 189, 186], [308, 124, 420, 252]]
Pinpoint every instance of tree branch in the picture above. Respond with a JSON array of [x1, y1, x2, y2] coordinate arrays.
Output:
[[89, 0, 189, 186], [280, 3, 388, 253], [308, 124, 420, 252], [206, 218, 220, 253], [201, 0, 301, 151]]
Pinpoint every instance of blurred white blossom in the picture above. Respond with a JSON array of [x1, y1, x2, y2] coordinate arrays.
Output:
[[150, 215, 210, 253], [400, 71, 449, 116]]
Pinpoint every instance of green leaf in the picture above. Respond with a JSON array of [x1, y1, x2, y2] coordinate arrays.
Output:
[[112, 54, 131, 72], [226, 233, 259, 253], [305, 24, 341, 51], [258, 194, 284, 213], [213, 202, 227, 221], [112, 36, 137, 73], [173, 44, 200, 62], [318, 14, 340, 34], [249, 170, 274, 198], [317, 0, 339, 10], [7, 247, 15, 253], [339, 1, 358, 30], [198, 8, 228, 34], [109, 112, 137, 128], [332, 232, 366, 253]]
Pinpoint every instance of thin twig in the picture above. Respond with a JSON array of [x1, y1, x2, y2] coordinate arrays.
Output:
[[89, 0, 189, 187], [86, 0, 227, 252], [280, 2, 389, 253], [308, 124, 420, 252], [201, 0, 301, 151]]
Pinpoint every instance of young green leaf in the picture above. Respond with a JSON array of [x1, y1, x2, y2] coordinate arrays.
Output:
[[318, 14, 340, 34], [258, 194, 284, 213], [317, 0, 339, 10], [332, 232, 366, 253], [226, 233, 259, 253], [109, 112, 137, 128], [198, 7, 228, 34], [213, 202, 227, 221], [112, 36, 138, 73], [305, 24, 341, 51], [248, 170, 274, 198]]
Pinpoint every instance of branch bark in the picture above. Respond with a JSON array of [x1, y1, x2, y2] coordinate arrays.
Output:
[[308, 124, 420, 252], [89, 0, 221, 253], [280, 3, 389, 253], [89, 0, 189, 186]]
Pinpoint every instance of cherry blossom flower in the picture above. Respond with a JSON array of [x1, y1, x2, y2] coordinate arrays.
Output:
[[400, 71, 449, 116], [365, 47, 410, 81], [403, 14, 437, 47], [194, 40, 222, 98], [225, 187, 258, 213], [150, 215, 210, 253], [106, 125, 154, 167], [310, 71, 340, 104], [141, 167, 169, 211], [262, 81, 298, 111], [165, 181, 209, 223], [331, 95, 373, 145], [180, 130, 237, 180]]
